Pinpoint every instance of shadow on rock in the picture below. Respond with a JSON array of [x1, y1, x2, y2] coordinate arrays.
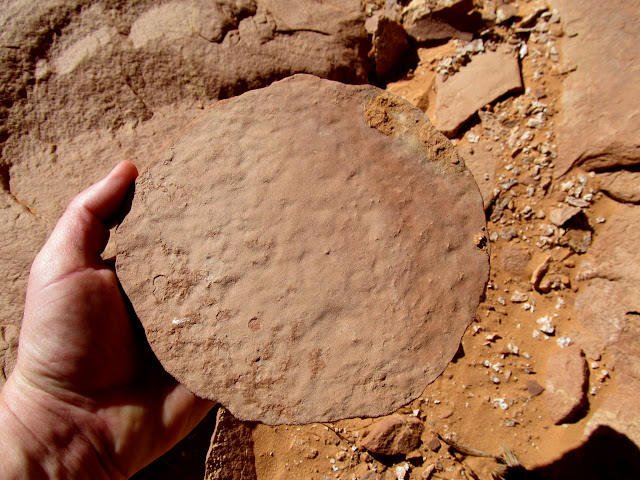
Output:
[[504, 426, 640, 480]]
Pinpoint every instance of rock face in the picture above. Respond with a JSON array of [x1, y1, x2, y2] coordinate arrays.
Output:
[[402, 0, 479, 42], [545, 346, 588, 424], [550, 0, 640, 176], [575, 205, 640, 445], [359, 415, 424, 456], [597, 170, 640, 204], [0, 0, 370, 221], [0, 0, 371, 385], [116, 74, 489, 425], [205, 407, 257, 480], [0, 192, 49, 387], [432, 46, 522, 136]]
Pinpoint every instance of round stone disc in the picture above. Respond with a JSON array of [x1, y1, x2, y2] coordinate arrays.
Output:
[[116, 74, 489, 425]]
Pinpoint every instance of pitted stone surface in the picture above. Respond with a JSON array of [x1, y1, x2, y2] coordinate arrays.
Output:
[[116, 74, 489, 425]]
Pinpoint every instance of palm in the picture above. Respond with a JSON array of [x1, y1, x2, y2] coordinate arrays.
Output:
[[4, 162, 214, 477], [19, 266, 140, 394]]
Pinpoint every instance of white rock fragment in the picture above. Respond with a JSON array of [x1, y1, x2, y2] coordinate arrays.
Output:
[[557, 336, 572, 348], [467, 132, 480, 143], [511, 291, 529, 303], [395, 462, 410, 480], [536, 315, 555, 334], [492, 398, 509, 410]]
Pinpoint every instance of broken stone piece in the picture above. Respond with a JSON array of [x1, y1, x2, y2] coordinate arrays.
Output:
[[359, 414, 424, 456], [545, 346, 588, 424], [116, 74, 489, 425], [597, 170, 640, 204], [526, 380, 544, 397], [433, 46, 523, 137], [460, 144, 497, 210], [402, 0, 477, 42], [549, 205, 581, 226], [370, 16, 410, 81], [205, 407, 257, 480], [499, 244, 531, 279]]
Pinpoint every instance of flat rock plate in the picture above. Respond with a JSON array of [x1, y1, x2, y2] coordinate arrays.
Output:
[[116, 74, 488, 425]]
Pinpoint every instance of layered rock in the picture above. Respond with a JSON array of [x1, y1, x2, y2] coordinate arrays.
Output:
[[550, 0, 640, 176]]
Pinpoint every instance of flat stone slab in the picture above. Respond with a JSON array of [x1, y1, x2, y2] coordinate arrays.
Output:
[[550, 0, 640, 176], [575, 205, 640, 445], [116, 74, 489, 425], [460, 143, 497, 210], [545, 345, 588, 424], [205, 407, 257, 480], [432, 46, 522, 137]]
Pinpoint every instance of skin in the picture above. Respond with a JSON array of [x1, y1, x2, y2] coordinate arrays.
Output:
[[0, 161, 214, 479]]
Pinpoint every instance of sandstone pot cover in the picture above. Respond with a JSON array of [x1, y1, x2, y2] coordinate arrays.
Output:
[[115, 74, 489, 425]]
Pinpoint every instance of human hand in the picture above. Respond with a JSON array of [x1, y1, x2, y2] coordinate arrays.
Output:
[[0, 161, 214, 479]]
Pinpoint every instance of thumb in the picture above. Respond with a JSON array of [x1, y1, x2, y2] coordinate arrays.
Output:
[[31, 161, 138, 287]]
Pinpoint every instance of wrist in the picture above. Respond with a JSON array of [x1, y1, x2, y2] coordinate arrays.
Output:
[[0, 373, 126, 480]]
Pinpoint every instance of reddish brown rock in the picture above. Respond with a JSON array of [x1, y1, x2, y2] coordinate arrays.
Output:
[[597, 170, 640, 204], [116, 75, 489, 425], [550, 0, 640, 176], [575, 206, 640, 446], [526, 380, 544, 397], [402, 0, 477, 42], [432, 46, 523, 136], [0, 192, 49, 387], [370, 16, 410, 81], [359, 415, 424, 456], [545, 346, 588, 424], [549, 205, 582, 226], [205, 407, 257, 480], [460, 144, 497, 210], [499, 244, 532, 279], [1, 0, 371, 220]]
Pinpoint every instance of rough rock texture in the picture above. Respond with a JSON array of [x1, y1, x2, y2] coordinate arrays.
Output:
[[460, 143, 497, 210], [0, 0, 370, 221], [402, 0, 478, 42], [370, 16, 409, 82], [205, 407, 257, 480], [432, 46, 522, 136], [358, 415, 424, 456], [549, 205, 581, 227], [597, 170, 640, 204], [0, 192, 49, 387], [0, 0, 371, 386], [545, 345, 588, 424], [499, 244, 531, 280], [550, 0, 640, 176], [575, 205, 640, 444], [116, 74, 489, 425]]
